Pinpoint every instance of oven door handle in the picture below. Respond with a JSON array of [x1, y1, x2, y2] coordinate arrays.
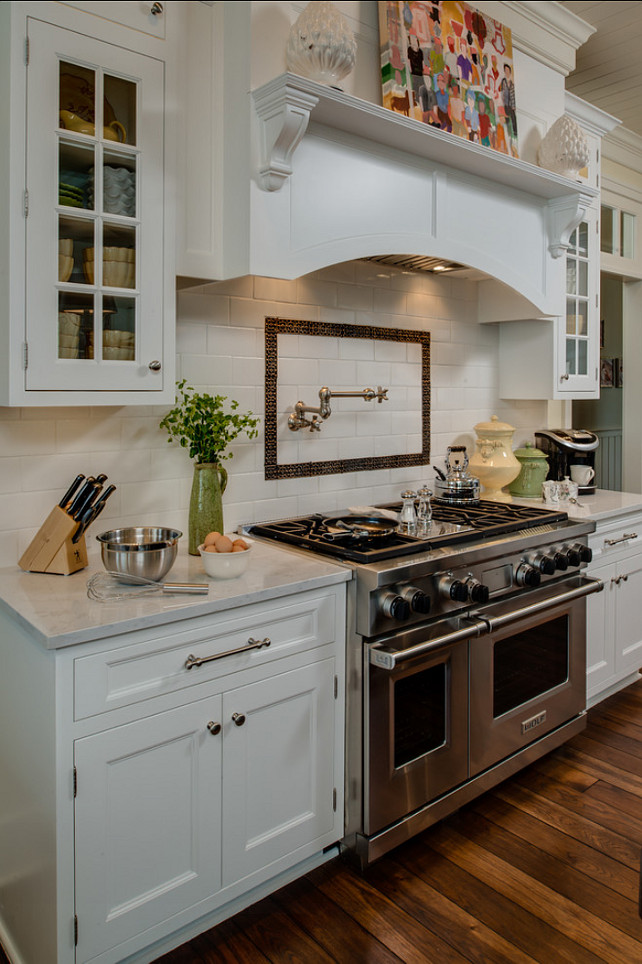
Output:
[[468, 575, 604, 633], [368, 576, 604, 671], [368, 617, 489, 670]]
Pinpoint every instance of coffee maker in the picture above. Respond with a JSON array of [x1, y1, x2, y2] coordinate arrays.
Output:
[[534, 429, 599, 495]]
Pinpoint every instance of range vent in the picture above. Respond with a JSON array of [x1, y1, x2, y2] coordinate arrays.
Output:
[[364, 255, 466, 274]]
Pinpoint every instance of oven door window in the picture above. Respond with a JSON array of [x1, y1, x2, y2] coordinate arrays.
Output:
[[493, 614, 569, 718], [394, 663, 447, 767]]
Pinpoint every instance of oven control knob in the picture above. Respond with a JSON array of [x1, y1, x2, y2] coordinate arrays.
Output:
[[564, 545, 583, 567], [379, 592, 411, 621], [572, 543, 593, 564], [438, 577, 469, 603], [401, 587, 432, 615], [553, 551, 569, 571], [527, 552, 556, 575], [515, 563, 541, 587], [466, 578, 489, 604]]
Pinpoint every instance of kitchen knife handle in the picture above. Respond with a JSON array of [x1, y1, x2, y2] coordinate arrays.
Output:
[[67, 477, 96, 517], [59, 474, 85, 509]]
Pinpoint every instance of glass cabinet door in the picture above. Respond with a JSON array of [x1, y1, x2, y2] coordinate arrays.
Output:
[[25, 19, 164, 392], [560, 215, 598, 394]]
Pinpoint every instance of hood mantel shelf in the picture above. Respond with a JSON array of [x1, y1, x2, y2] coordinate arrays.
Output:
[[253, 73, 598, 211]]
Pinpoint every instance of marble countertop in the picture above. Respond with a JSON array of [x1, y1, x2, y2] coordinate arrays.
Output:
[[0, 541, 351, 650], [513, 488, 642, 523]]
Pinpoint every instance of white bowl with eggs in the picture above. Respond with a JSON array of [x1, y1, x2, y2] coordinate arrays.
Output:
[[198, 532, 252, 579]]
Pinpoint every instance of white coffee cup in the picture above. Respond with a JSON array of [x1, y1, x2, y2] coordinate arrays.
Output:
[[570, 464, 595, 486]]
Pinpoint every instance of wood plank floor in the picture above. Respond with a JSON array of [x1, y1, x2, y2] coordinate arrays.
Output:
[[2, 680, 641, 964]]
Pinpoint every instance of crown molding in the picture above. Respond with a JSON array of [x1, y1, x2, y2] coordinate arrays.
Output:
[[602, 126, 642, 173], [565, 92, 621, 139]]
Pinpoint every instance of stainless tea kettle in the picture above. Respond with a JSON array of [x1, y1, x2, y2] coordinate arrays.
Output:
[[433, 446, 481, 504]]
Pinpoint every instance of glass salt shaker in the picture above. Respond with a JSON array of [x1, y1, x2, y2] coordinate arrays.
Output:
[[416, 486, 432, 535], [399, 490, 417, 534]]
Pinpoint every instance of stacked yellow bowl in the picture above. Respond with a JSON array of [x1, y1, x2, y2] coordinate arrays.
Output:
[[83, 247, 135, 288], [103, 329, 135, 360], [59, 238, 74, 282], [58, 311, 81, 358]]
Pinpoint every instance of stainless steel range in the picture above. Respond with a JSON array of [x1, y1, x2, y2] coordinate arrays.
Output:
[[248, 498, 603, 867]]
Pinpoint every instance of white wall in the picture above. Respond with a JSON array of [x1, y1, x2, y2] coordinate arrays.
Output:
[[0, 262, 547, 568]]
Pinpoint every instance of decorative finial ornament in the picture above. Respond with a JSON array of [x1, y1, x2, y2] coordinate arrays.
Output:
[[537, 115, 590, 179], [285, 1, 357, 89]]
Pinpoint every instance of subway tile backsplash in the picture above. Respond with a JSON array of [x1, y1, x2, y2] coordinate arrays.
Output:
[[0, 264, 547, 567]]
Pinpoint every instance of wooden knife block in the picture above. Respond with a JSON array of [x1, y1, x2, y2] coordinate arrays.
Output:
[[19, 505, 88, 575]]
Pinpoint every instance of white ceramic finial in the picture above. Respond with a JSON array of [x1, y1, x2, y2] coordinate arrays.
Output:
[[285, 1, 357, 89], [537, 115, 590, 179]]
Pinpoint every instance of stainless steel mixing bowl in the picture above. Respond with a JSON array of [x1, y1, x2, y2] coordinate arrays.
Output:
[[96, 527, 182, 582]]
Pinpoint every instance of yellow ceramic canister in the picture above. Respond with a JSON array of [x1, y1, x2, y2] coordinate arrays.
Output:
[[468, 415, 521, 502]]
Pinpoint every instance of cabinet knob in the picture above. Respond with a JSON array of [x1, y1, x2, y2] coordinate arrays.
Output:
[[232, 712, 246, 727], [206, 721, 221, 735], [560, 372, 570, 382], [148, 360, 162, 371], [150, 2, 164, 15]]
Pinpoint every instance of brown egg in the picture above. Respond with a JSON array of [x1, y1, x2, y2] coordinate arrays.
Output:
[[214, 535, 233, 553], [203, 544, 218, 553], [204, 531, 221, 547], [232, 538, 248, 552]]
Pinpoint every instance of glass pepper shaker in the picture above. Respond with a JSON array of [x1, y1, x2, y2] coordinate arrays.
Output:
[[416, 486, 432, 535], [399, 490, 417, 534]]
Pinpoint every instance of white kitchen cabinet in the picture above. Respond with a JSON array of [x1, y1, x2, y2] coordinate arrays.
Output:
[[586, 512, 642, 704], [0, 1, 176, 405], [0, 581, 346, 964]]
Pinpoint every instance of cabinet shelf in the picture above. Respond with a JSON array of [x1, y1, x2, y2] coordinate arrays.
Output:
[[253, 73, 599, 203]]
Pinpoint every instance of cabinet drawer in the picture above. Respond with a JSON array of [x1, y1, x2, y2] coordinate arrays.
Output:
[[589, 514, 642, 562], [74, 590, 338, 720]]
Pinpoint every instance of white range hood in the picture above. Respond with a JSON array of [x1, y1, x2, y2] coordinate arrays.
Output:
[[236, 72, 597, 320]]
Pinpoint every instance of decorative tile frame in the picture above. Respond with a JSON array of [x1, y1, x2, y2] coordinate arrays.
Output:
[[264, 317, 431, 480]]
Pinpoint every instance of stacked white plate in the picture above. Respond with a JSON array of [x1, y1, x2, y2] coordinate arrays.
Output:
[[87, 166, 136, 217]]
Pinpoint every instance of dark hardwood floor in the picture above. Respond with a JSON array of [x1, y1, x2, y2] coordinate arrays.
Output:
[[2, 680, 641, 964]]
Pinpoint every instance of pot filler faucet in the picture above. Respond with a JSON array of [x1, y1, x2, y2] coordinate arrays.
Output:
[[288, 385, 388, 432]]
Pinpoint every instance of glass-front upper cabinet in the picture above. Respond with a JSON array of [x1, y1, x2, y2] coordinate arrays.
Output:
[[25, 19, 165, 393], [559, 213, 599, 396]]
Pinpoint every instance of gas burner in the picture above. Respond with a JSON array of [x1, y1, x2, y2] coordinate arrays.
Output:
[[247, 501, 570, 564]]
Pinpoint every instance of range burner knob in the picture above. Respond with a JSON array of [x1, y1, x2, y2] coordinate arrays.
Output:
[[571, 543, 593, 564], [400, 587, 432, 615], [438, 576, 469, 603], [379, 592, 411, 622], [553, 551, 569, 571], [515, 563, 541, 587], [466, 578, 490, 605], [564, 545, 583, 567], [526, 552, 556, 575]]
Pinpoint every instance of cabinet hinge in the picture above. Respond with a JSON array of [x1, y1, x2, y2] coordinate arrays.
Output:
[[333, 788, 337, 812], [23, 189, 29, 218], [334, 675, 338, 699], [22, 343, 28, 370], [73, 766, 77, 798], [74, 915, 78, 947], [24, 36, 29, 66]]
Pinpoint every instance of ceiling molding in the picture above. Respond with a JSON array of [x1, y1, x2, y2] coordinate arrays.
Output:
[[475, 1, 595, 75], [565, 92, 621, 139], [602, 126, 642, 171]]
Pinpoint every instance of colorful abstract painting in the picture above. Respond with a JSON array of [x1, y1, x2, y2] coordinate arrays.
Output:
[[379, 1, 518, 157]]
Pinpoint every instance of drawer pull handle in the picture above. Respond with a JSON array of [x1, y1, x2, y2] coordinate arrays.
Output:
[[185, 636, 271, 670], [232, 712, 246, 727], [207, 721, 222, 735], [605, 532, 638, 547]]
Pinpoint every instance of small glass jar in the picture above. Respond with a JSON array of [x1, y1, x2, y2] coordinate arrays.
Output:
[[416, 486, 432, 535], [399, 490, 417, 534]]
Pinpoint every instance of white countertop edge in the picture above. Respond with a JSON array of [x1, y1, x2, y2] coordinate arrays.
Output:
[[0, 541, 352, 650]]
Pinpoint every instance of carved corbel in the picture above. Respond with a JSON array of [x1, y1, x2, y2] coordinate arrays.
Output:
[[547, 193, 594, 258], [253, 78, 319, 191]]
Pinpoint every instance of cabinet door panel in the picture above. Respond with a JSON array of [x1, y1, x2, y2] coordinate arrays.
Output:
[[586, 562, 615, 699], [74, 699, 221, 961], [26, 19, 164, 392], [615, 563, 642, 674], [222, 659, 335, 886]]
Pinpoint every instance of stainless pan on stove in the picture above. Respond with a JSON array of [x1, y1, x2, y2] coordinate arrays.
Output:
[[320, 515, 398, 543]]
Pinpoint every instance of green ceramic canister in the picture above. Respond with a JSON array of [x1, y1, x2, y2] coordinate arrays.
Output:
[[509, 442, 549, 498]]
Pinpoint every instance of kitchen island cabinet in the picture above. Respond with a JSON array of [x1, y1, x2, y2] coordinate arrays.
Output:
[[0, 543, 349, 964]]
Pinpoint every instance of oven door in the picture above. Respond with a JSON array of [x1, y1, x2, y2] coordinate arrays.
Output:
[[469, 577, 591, 776], [365, 620, 474, 836]]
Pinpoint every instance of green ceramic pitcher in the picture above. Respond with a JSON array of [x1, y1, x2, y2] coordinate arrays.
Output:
[[509, 442, 549, 498], [188, 462, 228, 554]]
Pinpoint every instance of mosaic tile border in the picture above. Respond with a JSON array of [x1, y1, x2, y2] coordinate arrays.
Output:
[[264, 317, 431, 480]]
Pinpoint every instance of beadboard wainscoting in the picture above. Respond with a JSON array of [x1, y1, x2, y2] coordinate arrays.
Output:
[[0, 263, 548, 568]]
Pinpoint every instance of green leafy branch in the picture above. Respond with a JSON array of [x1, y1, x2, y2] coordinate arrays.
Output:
[[159, 380, 260, 464]]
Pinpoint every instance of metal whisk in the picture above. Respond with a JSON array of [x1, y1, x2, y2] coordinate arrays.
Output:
[[87, 571, 209, 601]]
